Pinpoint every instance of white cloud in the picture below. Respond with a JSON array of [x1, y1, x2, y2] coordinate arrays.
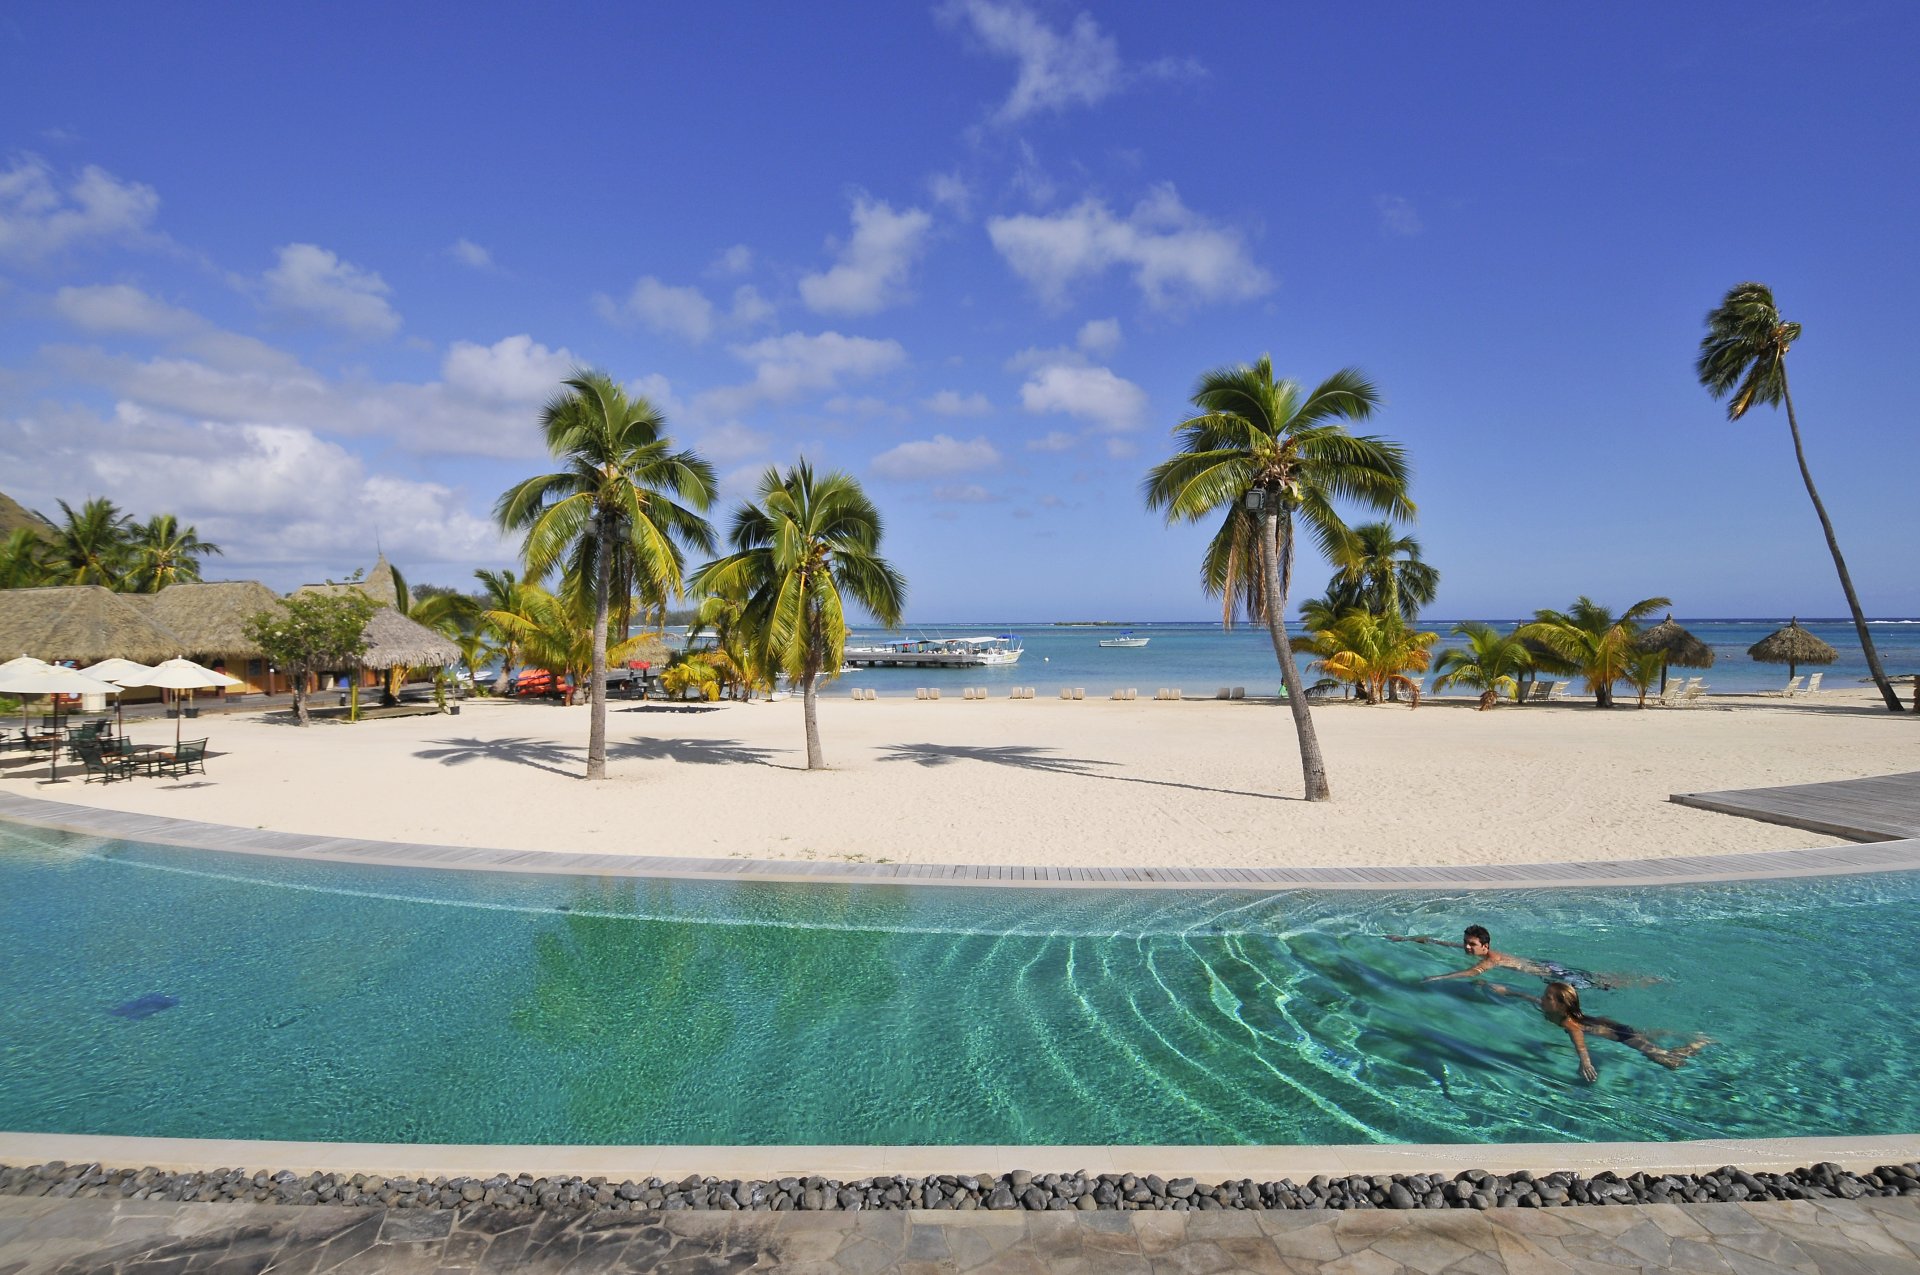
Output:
[[729, 284, 775, 326], [932, 483, 995, 503], [946, 1, 1123, 122], [798, 196, 934, 316], [1077, 317, 1121, 356], [987, 184, 1271, 309], [823, 394, 903, 420], [1376, 194, 1423, 237], [1019, 363, 1148, 434], [870, 433, 1002, 480], [699, 330, 908, 415], [262, 243, 402, 337], [922, 389, 991, 416], [439, 334, 575, 403], [0, 402, 506, 576], [0, 155, 161, 263], [50, 284, 300, 374], [597, 275, 716, 342], [1027, 430, 1077, 452], [927, 171, 973, 216], [448, 238, 494, 269], [696, 422, 772, 464], [711, 244, 753, 276]]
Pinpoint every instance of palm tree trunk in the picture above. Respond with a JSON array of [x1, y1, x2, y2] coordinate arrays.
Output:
[[586, 515, 611, 780], [802, 610, 825, 770], [1260, 504, 1331, 801], [1782, 383, 1903, 712]]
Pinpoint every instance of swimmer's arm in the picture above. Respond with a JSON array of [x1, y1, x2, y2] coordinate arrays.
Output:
[[1564, 1021, 1598, 1083], [1422, 956, 1497, 982], [1386, 934, 1460, 948], [1485, 983, 1541, 1006]]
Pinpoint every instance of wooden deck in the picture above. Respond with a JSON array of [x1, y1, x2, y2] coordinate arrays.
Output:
[[1671, 770, 1920, 842]]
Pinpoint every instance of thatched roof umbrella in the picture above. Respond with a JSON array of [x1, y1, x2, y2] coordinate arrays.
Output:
[[0, 585, 185, 665], [1748, 618, 1838, 681], [357, 606, 460, 672], [1634, 614, 1716, 692]]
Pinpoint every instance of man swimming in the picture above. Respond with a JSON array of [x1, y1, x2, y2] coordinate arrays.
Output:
[[1387, 925, 1622, 991], [1490, 982, 1708, 1082]]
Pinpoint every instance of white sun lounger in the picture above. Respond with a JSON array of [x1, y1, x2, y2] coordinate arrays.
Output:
[[1763, 675, 1805, 698], [1801, 672, 1825, 696], [1231, 686, 1246, 700]]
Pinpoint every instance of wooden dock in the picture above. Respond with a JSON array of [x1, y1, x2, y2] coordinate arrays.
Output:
[[1671, 769, 1920, 842]]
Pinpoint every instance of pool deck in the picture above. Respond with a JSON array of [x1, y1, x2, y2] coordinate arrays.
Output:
[[5, 785, 1920, 890], [2, 1192, 1917, 1275], [1671, 768, 1920, 842]]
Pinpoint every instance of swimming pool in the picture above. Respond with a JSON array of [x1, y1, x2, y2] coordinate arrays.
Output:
[[1, 821, 1914, 1148]]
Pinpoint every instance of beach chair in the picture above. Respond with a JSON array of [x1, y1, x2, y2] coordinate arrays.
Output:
[[1215, 687, 1230, 699], [1526, 681, 1552, 703], [1072, 687, 1085, 700], [1763, 675, 1805, 698], [963, 687, 975, 700], [1060, 688, 1072, 700], [1801, 672, 1824, 696], [852, 688, 864, 700], [1656, 680, 1686, 707], [74, 738, 138, 784], [1680, 680, 1709, 708], [1231, 686, 1245, 700], [915, 688, 927, 700], [1170, 688, 1182, 701], [929, 688, 941, 701], [1127, 688, 1138, 701]]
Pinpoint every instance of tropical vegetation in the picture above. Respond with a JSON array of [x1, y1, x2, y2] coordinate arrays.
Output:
[[242, 592, 376, 727], [690, 462, 906, 770], [495, 370, 716, 779], [1432, 621, 1534, 710], [0, 497, 221, 592], [1697, 282, 1902, 712], [1144, 356, 1412, 801], [1519, 596, 1671, 709], [1292, 611, 1438, 708]]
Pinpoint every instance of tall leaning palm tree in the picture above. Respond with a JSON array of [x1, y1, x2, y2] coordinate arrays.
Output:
[[496, 371, 716, 780], [1145, 358, 1412, 801], [1697, 283, 1902, 712], [690, 462, 906, 771]]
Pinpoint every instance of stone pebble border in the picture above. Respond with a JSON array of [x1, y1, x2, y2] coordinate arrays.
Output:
[[4, 1159, 1916, 1214]]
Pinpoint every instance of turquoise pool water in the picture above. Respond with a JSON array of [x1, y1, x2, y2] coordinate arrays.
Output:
[[1, 822, 1915, 1147]]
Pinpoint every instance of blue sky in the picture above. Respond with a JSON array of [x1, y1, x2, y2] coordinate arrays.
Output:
[[2, 2, 1915, 621]]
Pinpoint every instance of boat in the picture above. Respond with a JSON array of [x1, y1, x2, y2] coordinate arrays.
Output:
[[1098, 630, 1150, 648], [842, 634, 1023, 667]]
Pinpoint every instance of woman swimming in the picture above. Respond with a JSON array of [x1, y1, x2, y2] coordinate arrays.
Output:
[[1490, 981, 1708, 1083]]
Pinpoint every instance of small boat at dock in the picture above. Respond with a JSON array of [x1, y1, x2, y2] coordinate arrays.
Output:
[[843, 634, 1023, 668], [1098, 630, 1150, 648]]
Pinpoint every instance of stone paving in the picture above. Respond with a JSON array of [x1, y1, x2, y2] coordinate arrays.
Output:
[[2, 1193, 1917, 1273]]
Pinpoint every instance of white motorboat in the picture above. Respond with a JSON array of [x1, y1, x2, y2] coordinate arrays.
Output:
[[1098, 630, 1150, 648]]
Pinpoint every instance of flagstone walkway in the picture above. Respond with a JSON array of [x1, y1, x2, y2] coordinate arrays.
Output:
[[3, 1193, 1917, 1273]]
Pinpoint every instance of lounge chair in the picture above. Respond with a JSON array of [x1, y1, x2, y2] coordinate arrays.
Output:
[[1526, 681, 1552, 703], [1127, 688, 1138, 700], [928, 688, 941, 701], [1072, 687, 1085, 700], [1680, 678, 1709, 707], [915, 688, 928, 700], [1763, 675, 1806, 698], [1656, 680, 1686, 707], [1230, 686, 1245, 700], [1801, 672, 1825, 696], [962, 687, 975, 700], [1216, 687, 1230, 699], [852, 688, 864, 701], [74, 739, 138, 784]]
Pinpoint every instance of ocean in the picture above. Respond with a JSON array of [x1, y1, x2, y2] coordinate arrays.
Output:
[[831, 618, 1920, 699]]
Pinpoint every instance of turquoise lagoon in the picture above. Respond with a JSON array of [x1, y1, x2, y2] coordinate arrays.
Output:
[[1, 822, 1915, 1148]]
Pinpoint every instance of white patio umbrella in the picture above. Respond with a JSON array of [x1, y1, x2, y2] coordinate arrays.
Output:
[[0, 655, 52, 747], [128, 658, 243, 748], [0, 663, 123, 783], [80, 658, 157, 738]]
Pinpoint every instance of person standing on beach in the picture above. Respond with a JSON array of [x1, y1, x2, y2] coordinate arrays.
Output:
[[1490, 982, 1708, 1082], [1388, 925, 1626, 991]]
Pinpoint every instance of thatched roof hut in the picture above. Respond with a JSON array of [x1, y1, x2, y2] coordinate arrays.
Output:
[[295, 553, 402, 608], [1748, 619, 1838, 679], [132, 581, 284, 657], [0, 585, 185, 664], [358, 606, 459, 671], [624, 632, 673, 669]]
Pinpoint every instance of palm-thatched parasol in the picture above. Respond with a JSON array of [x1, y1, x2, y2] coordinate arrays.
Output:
[[1634, 614, 1716, 692], [1748, 618, 1838, 680], [357, 607, 459, 672]]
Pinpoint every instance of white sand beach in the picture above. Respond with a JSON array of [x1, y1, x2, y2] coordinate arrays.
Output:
[[9, 689, 1914, 868]]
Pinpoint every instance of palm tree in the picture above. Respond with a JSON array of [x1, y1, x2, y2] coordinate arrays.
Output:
[[1520, 596, 1670, 708], [1432, 621, 1534, 710], [1144, 358, 1412, 801], [690, 462, 906, 770], [1294, 611, 1438, 707], [0, 528, 52, 589], [1328, 522, 1438, 621], [1698, 283, 1902, 712], [484, 581, 648, 708], [496, 371, 716, 780], [126, 514, 221, 592], [473, 568, 522, 694], [49, 497, 134, 587]]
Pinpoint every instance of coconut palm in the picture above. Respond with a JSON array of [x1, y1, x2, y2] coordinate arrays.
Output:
[[1144, 358, 1412, 801], [49, 497, 135, 587], [1433, 621, 1534, 710], [690, 462, 906, 770], [484, 581, 648, 708], [473, 568, 522, 694], [126, 514, 221, 592], [1519, 596, 1670, 708], [689, 589, 770, 700], [1328, 522, 1438, 621], [0, 528, 52, 589], [1294, 611, 1438, 708], [496, 371, 716, 780], [1697, 283, 1901, 713], [659, 649, 744, 702]]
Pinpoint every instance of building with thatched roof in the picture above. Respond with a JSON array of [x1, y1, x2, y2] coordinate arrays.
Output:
[[130, 580, 290, 695], [294, 553, 402, 608], [0, 585, 185, 666], [358, 606, 459, 672]]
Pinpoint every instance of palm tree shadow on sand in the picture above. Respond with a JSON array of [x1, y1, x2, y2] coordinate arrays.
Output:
[[875, 742, 1299, 802], [415, 734, 790, 775]]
